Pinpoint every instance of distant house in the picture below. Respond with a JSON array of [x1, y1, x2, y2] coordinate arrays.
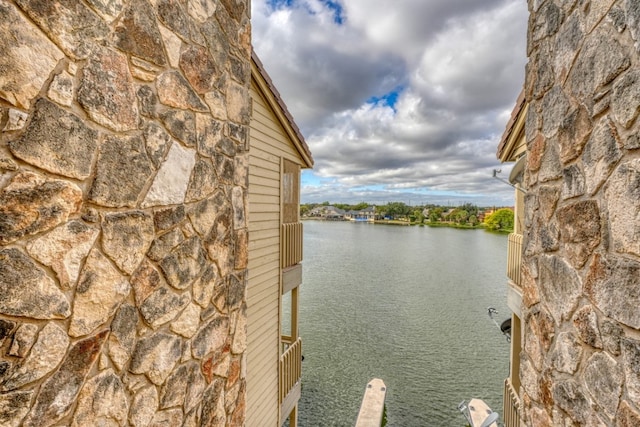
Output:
[[345, 206, 377, 221], [443, 208, 456, 221], [307, 205, 345, 220], [306, 206, 318, 217], [325, 211, 345, 220], [246, 52, 313, 427], [478, 208, 495, 223]]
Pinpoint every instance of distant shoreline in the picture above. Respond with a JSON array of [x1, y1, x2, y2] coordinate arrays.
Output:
[[302, 218, 512, 233]]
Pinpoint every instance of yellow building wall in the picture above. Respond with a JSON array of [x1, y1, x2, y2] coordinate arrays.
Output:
[[246, 78, 305, 427]]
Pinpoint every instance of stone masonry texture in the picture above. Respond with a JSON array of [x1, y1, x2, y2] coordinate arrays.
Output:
[[0, 0, 250, 425], [522, 0, 640, 425]]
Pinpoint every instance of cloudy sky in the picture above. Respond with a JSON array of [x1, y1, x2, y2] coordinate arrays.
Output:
[[252, 0, 529, 207]]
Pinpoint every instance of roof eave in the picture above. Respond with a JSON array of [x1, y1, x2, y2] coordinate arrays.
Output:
[[250, 50, 314, 168], [497, 89, 527, 162]]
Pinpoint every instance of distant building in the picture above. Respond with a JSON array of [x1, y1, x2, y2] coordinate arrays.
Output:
[[345, 206, 377, 221], [477, 209, 493, 223], [307, 205, 345, 220]]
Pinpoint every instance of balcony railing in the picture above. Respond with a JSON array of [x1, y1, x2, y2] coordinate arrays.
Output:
[[507, 233, 523, 287], [503, 378, 521, 427], [282, 222, 303, 269], [280, 337, 302, 423]]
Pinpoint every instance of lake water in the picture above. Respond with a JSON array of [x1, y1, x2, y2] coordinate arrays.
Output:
[[296, 221, 510, 426]]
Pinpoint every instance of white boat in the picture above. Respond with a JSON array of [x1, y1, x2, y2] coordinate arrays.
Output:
[[458, 398, 499, 427]]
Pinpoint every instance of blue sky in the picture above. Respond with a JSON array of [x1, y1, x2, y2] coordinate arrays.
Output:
[[253, 0, 529, 206], [366, 88, 402, 111]]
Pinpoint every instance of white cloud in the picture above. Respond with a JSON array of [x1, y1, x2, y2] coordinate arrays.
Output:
[[414, 1, 527, 112], [342, 0, 507, 63], [252, 0, 528, 206]]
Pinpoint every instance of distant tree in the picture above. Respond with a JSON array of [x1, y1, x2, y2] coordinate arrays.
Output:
[[443, 209, 454, 222], [352, 202, 369, 211], [468, 215, 479, 226], [413, 209, 425, 223], [300, 205, 310, 216], [321, 201, 330, 206], [385, 202, 410, 218], [429, 207, 444, 222], [484, 208, 514, 231], [453, 209, 469, 224], [460, 203, 479, 217]]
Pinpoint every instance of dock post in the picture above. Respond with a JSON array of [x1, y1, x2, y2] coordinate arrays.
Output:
[[355, 378, 387, 427]]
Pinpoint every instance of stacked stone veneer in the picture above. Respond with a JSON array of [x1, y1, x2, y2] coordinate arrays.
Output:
[[0, 0, 251, 425], [521, 0, 640, 425]]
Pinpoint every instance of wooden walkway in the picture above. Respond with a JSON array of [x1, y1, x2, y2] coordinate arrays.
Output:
[[355, 378, 387, 427]]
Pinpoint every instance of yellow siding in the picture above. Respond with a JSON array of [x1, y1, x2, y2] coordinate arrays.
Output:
[[246, 78, 305, 427]]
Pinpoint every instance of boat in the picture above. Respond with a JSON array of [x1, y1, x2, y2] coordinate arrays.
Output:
[[458, 398, 499, 427]]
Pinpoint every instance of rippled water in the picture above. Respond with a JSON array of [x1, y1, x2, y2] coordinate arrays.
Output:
[[296, 221, 510, 426]]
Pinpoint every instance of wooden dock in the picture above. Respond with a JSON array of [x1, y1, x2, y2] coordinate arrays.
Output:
[[355, 378, 387, 427], [468, 398, 498, 427]]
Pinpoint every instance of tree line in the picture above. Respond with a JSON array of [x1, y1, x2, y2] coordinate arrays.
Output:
[[301, 202, 514, 232]]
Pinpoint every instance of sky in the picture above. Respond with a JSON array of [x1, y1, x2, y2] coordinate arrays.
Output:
[[251, 0, 529, 207]]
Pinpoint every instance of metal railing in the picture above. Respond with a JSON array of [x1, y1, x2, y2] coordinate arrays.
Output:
[[282, 222, 303, 269], [503, 378, 521, 427], [279, 337, 302, 404], [507, 233, 523, 287]]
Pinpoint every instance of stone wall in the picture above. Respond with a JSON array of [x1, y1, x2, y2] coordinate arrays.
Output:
[[522, 0, 640, 425], [0, 0, 251, 425]]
